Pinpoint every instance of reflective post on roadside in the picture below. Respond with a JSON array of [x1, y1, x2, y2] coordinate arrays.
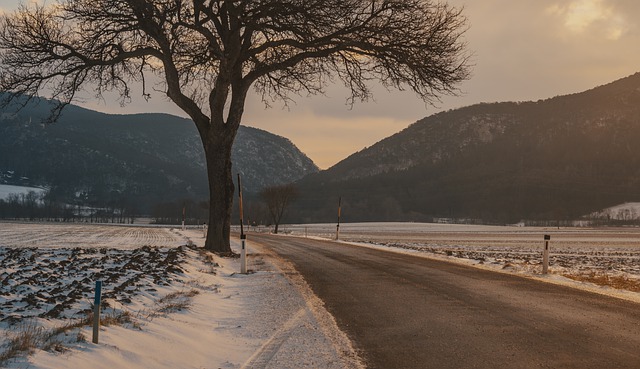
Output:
[[238, 173, 247, 274], [543, 234, 550, 274], [336, 197, 342, 240]]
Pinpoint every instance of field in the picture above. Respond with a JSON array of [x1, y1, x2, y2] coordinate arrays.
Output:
[[277, 222, 640, 294], [3, 221, 640, 367], [0, 184, 45, 200], [0, 223, 192, 325], [0, 222, 360, 369], [0, 222, 187, 249]]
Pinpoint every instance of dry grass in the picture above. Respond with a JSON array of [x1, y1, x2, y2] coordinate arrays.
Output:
[[157, 289, 200, 313], [0, 321, 45, 364], [562, 272, 640, 292], [0, 306, 141, 365], [0, 319, 89, 366]]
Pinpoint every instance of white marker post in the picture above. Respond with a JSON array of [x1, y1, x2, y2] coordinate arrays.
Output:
[[181, 204, 186, 231], [543, 234, 550, 275], [336, 197, 342, 240], [238, 174, 247, 274]]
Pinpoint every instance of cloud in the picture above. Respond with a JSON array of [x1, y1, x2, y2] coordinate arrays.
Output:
[[547, 0, 628, 40]]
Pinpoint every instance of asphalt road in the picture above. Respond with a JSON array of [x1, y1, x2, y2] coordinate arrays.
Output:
[[252, 234, 640, 369]]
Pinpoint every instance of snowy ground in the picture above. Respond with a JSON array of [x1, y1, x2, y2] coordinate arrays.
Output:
[[0, 185, 45, 201], [0, 222, 363, 369], [3, 221, 640, 368]]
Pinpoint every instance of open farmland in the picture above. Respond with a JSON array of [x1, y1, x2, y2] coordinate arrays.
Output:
[[277, 222, 640, 294], [0, 222, 362, 369], [0, 222, 187, 249], [0, 223, 192, 324]]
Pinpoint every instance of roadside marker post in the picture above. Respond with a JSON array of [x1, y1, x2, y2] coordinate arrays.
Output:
[[543, 235, 550, 275], [92, 280, 102, 344], [240, 234, 247, 274], [182, 204, 186, 231], [238, 174, 247, 274], [336, 197, 342, 240]]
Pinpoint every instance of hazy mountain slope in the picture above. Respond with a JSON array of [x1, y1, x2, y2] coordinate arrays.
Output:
[[294, 73, 640, 223], [0, 97, 318, 209]]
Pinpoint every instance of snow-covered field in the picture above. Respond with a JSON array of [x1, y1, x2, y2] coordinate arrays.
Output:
[[0, 223, 187, 249], [0, 185, 45, 200], [0, 222, 362, 369], [3, 221, 640, 368], [277, 222, 640, 300]]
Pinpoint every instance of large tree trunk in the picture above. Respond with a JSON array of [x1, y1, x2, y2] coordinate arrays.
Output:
[[202, 129, 235, 254]]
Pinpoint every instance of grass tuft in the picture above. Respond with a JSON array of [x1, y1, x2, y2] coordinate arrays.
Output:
[[0, 321, 46, 366], [562, 272, 640, 292], [156, 289, 200, 313]]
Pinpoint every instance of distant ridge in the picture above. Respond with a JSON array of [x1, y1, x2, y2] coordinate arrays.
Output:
[[293, 72, 640, 223], [0, 96, 318, 210]]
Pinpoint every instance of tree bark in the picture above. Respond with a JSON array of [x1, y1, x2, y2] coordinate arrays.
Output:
[[202, 126, 236, 254]]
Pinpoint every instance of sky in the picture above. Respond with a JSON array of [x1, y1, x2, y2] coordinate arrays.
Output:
[[1, 0, 639, 169]]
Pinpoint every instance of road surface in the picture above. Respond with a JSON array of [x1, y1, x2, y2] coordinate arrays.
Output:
[[252, 234, 640, 369]]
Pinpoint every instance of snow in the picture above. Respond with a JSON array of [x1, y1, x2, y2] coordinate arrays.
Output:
[[0, 223, 363, 369], [0, 185, 45, 200], [3, 221, 640, 368], [593, 202, 640, 220]]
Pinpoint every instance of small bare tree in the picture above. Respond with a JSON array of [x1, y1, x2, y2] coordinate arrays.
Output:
[[0, 0, 470, 253], [260, 183, 298, 234]]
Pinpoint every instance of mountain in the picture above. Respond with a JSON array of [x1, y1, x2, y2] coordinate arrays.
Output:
[[0, 97, 318, 211], [293, 73, 640, 223]]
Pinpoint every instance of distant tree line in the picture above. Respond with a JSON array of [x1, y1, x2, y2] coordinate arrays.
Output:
[[0, 190, 138, 223], [151, 199, 209, 225], [0, 187, 291, 227]]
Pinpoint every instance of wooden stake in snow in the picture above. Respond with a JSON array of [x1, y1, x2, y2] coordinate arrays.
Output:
[[238, 174, 247, 274], [92, 280, 102, 344], [543, 235, 550, 275]]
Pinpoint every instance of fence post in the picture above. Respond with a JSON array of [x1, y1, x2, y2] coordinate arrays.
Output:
[[543, 235, 550, 275], [92, 280, 102, 344]]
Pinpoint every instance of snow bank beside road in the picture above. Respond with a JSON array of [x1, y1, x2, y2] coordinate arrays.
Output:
[[1, 225, 363, 369]]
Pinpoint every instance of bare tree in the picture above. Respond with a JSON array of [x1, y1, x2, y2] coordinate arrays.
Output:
[[0, 0, 470, 253], [260, 183, 298, 234]]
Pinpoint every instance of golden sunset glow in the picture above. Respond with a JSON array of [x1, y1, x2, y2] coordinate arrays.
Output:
[[547, 0, 628, 40]]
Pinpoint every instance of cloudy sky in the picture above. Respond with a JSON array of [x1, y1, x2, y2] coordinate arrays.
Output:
[[1, 0, 639, 168]]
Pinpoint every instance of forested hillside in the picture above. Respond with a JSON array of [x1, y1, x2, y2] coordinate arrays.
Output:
[[0, 96, 318, 217], [293, 73, 640, 224]]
